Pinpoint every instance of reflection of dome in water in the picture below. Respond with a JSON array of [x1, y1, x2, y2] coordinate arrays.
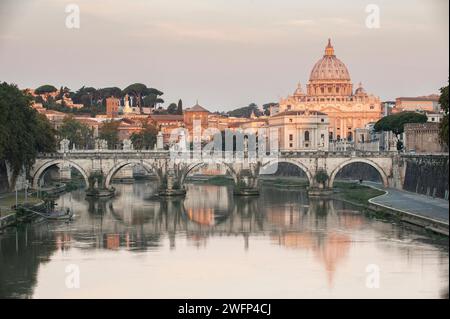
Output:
[[314, 232, 351, 287], [273, 230, 351, 287]]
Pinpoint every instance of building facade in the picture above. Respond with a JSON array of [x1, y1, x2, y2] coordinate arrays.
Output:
[[276, 39, 382, 142], [404, 122, 447, 153], [183, 102, 210, 140], [268, 110, 329, 151], [394, 95, 440, 113], [106, 97, 120, 118]]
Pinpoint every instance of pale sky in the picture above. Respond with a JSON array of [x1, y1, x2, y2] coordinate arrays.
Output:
[[0, 0, 448, 111]]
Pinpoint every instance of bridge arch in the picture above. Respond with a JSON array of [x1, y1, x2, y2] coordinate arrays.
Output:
[[179, 161, 239, 187], [328, 158, 389, 188], [32, 159, 89, 188], [260, 159, 313, 186], [104, 160, 162, 188]]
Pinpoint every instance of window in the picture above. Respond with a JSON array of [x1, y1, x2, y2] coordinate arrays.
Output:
[[289, 118, 293, 123], [321, 118, 324, 122], [336, 87, 340, 93], [304, 131, 310, 141], [289, 134, 293, 141], [328, 87, 332, 93], [329, 132, 333, 141], [321, 88, 324, 94], [347, 132, 353, 141], [287, 105, 292, 110], [370, 105, 374, 109]]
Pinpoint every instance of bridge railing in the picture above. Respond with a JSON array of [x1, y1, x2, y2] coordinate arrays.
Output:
[[37, 149, 398, 161]]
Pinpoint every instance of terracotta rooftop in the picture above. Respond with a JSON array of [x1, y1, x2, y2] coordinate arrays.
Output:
[[185, 103, 210, 113], [397, 95, 440, 102]]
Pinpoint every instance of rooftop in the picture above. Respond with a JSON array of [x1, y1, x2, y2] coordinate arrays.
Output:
[[272, 110, 328, 117], [185, 103, 210, 113], [396, 95, 440, 102], [150, 114, 184, 121]]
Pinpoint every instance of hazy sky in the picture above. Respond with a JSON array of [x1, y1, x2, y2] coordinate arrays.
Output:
[[0, 0, 448, 111]]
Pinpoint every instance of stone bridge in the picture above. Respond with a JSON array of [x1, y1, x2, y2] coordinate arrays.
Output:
[[30, 147, 404, 197]]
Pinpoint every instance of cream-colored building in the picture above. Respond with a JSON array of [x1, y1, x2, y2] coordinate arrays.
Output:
[[268, 110, 329, 151], [276, 39, 382, 142]]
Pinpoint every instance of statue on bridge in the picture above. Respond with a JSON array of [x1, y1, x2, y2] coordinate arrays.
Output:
[[123, 139, 133, 151], [95, 139, 108, 150], [59, 139, 70, 153]]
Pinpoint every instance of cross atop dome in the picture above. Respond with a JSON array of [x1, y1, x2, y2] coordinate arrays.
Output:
[[325, 38, 335, 56]]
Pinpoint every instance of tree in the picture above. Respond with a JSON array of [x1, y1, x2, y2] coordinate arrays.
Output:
[[227, 103, 262, 118], [262, 102, 277, 116], [130, 123, 158, 150], [123, 83, 148, 114], [34, 114, 57, 153], [98, 87, 122, 100], [167, 103, 178, 114], [0, 82, 56, 189], [35, 84, 58, 95], [176, 99, 183, 115], [439, 82, 449, 146], [57, 116, 94, 149], [99, 120, 120, 149], [374, 112, 427, 150], [315, 169, 329, 189], [143, 93, 164, 108]]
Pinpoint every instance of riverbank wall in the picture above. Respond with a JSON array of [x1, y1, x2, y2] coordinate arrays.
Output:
[[402, 154, 449, 200]]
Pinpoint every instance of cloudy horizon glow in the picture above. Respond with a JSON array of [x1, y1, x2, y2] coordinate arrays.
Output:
[[0, 0, 448, 111]]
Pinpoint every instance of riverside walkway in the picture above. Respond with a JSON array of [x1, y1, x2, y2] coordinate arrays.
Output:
[[363, 181, 449, 224]]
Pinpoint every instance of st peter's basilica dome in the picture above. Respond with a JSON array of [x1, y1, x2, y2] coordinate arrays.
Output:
[[309, 39, 351, 82]]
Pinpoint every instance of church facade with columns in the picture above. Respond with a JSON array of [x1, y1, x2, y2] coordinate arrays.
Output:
[[275, 39, 382, 142]]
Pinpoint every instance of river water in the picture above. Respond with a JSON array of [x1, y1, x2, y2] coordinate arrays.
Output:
[[0, 182, 448, 298]]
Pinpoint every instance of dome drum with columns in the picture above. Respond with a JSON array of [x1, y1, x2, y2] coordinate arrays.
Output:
[[278, 39, 381, 141]]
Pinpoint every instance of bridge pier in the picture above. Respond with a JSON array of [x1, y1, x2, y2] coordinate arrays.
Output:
[[58, 163, 72, 182], [233, 173, 259, 196], [86, 171, 115, 198], [158, 168, 186, 197], [232, 163, 260, 196]]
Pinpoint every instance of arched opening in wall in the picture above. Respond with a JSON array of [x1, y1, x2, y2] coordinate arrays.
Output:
[[183, 163, 235, 188], [107, 162, 159, 189], [34, 163, 88, 190], [260, 161, 311, 187], [180, 162, 236, 226], [332, 162, 383, 187]]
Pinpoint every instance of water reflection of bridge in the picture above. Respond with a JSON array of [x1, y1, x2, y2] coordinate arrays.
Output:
[[1, 183, 448, 298], [58, 183, 370, 285]]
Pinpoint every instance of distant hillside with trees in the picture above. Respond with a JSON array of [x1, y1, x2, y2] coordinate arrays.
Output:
[[227, 103, 262, 118], [32, 83, 166, 116]]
